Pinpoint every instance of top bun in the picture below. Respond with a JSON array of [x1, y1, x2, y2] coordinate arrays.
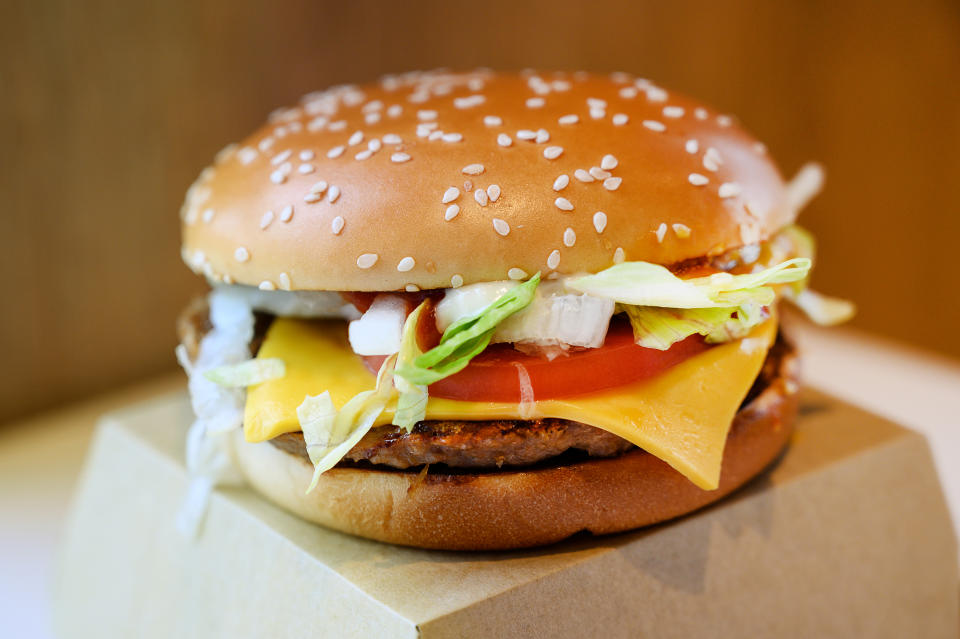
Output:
[[181, 70, 789, 292]]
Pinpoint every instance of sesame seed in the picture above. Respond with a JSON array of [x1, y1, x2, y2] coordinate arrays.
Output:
[[259, 280, 276, 291], [238, 147, 257, 165], [454, 94, 486, 109], [497, 133, 512, 147], [593, 211, 607, 233], [603, 177, 622, 190], [258, 137, 275, 152], [327, 185, 341, 202], [428, 130, 443, 141], [655, 223, 667, 243], [587, 97, 607, 109], [543, 146, 563, 160], [685, 139, 699, 154], [663, 106, 685, 118], [368, 138, 382, 152], [475, 189, 489, 206], [718, 182, 741, 198], [717, 115, 733, 127], [516, 129, 537, 140], [612, 113, 629, 126], [442, 132, 463, 143], [298, 150, 314, 162], [269, 165, 290, 184], [601, 154, 618, 170], [355, 149, 373, 161], [417, 109, 438, 121], [508, 268, 528, 281], [553, 174, 570, 191], [278, 272, 291, 291], [397, 256, 415, 272], [310, 181, 328, 194], [753, 142, 767, 155], [444, 204, 460, 221], [202, 208, 215, 224], [365, 113, 381, 125], [492, 218, 510, 236], [590, 108, 606, 120], [484, 115, 503, 127], [303, 192, 322, 203], [405, 284, 420, 292], [642, 120, 666, 132], [688, 173, 709, 186], [234, 247, 250, 262], [558, 114, 579, 125], [298, 163, 314, 174], [613, 247, 626, 263], [487, 184, 501, 202], [451, 274, 464, 288], [387, 105, 402, 118], [357, 253, 378, 269], [704, 147, 723, 172], [672, 223, 691, 238], [574, 169, 595, 183], [563, 228, 576, 247], [327, 145, 345, 159], [280, 205, 293, 222], [462, 164, 485, 175], [331, 216, 344, 234], [526, 97, 545, 108], [547, 249, 561, 270], [619, 86, 638, 99], [348, 131, 364, 146], [271, 150, 292, 165], [391, 152, 411, 163], [694, 108, 708, 120], [383, 133, 402, 145], [589, 167, 611, 180], [555, 197, 574, 211], [645, 86, 668, 102], [260, 210, 275, 229], [442, 187, 461, 203], [536, 129, 550, 143]]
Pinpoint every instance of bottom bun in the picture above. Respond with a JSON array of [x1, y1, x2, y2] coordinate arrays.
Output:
[[231, 343, 799, 551]]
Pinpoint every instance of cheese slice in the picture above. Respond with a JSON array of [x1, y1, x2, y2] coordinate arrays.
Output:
[[245, 317, 777, 489]]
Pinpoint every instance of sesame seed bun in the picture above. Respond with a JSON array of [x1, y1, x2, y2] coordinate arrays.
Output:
[[230, 335, 798, 550], [181, 70, 789, 292]]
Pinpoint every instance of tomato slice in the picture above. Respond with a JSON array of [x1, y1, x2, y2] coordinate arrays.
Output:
[[362, 316, 711, 403]]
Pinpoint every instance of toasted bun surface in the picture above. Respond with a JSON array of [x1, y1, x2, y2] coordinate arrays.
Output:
[[231, 340, 798, 550], [182, 71, 788, 292]]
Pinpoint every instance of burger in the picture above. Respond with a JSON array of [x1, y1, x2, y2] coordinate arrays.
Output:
[[176, 70, 851, 550]]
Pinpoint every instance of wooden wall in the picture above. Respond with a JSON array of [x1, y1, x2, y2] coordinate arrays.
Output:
[[2, 0, 959, 423]]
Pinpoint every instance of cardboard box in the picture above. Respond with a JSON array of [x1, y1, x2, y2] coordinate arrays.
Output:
[[54, 389, 958, 638]]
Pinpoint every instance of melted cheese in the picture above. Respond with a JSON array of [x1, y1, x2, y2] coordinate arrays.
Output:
[[245, 317, 776, 490]]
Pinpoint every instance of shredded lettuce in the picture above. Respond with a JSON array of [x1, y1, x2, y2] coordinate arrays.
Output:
[[203, 357, 285, 387], [395, 273, 541, 386], [299, 356, 396, 492], [392, 302, 429, 431], [568, 258, 810, 309], [784, 288, 856, 326]]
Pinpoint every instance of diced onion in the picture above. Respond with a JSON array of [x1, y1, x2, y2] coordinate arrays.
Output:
[[348, 294, 407, 355]]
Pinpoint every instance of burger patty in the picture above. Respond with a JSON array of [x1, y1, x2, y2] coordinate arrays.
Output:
[[178, 299, 794, 471]]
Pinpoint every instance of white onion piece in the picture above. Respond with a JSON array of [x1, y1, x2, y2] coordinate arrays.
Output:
[[512, 362, 535, 419], [348, 294, 407, 355], [212, 283, 360, 319]]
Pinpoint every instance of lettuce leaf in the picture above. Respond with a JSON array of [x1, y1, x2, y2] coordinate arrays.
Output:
[[395, 272, 541, 386], [203, 358, 285, 387], [567, 258, 810, 308], [392, 302, 429, 431]]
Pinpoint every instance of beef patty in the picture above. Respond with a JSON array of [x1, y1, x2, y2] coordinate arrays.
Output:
[[178, 299, 794, 471]]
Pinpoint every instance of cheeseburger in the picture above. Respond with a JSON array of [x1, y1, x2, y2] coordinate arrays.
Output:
[[177, 70, 851, 550]]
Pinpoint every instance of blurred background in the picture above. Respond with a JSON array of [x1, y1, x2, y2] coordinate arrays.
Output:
[[2, 0, 959, 425]]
